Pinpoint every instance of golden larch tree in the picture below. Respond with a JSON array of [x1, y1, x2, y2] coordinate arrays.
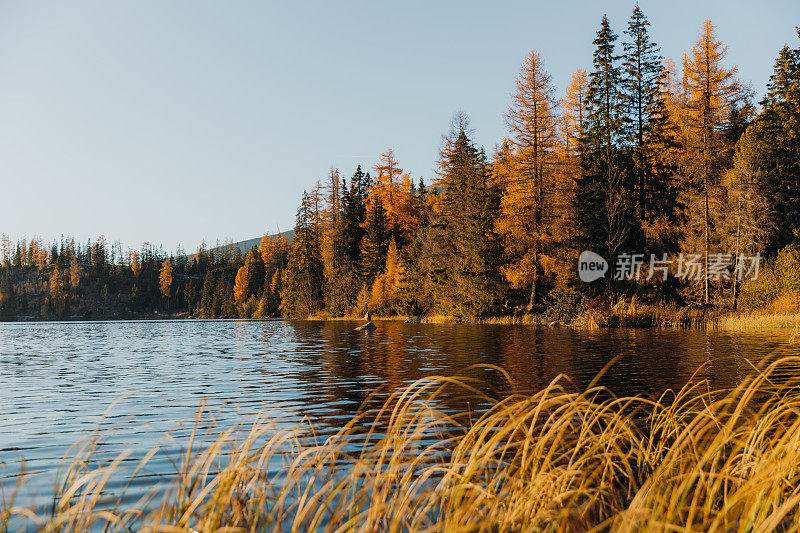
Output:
[[681, 19, 747, 302], [496, 50, 567, 307], [69, 256, 81, 289], [1, 234, 10, 267], [129, 251, 142, 278], [159, 258, 172, 308], [561, 69, 589, 157], [374, 149, 417, 244]]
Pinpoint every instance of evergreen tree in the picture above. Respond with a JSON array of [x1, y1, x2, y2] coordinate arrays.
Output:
[[737, 33, 800, 253], [0, 267, 15, 320], [341, 165, 369, 264], [622, 5, 665, 221], [426, 120, 501, 317], [200, 270, 215, 319], [282, 192, 325, 318], [359, 193, 388, 291], [575, 14, 635, 287]]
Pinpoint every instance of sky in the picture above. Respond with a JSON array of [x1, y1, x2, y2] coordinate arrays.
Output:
[[1, 1, 798, 253]]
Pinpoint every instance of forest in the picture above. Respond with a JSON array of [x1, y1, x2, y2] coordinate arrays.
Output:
[[1, 9, 799, 322]]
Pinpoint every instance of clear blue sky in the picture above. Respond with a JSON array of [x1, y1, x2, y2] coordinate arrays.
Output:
[[1, 1, 798, 253]]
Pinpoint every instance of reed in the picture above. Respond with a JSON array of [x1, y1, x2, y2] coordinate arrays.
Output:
[[6, 358, 800, 531], [710, 312, 800, 331]]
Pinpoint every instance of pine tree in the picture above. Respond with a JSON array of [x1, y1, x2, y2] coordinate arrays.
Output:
[[342, 165, 369, 264], [359, 193, 388, 291], [200, 270, 215, 319], [736, 33, 800, 253], [282, 192, 325, 318], [622, 5, 665, 221], [576, 14, 634, 288], [427, 118, 500, 317]]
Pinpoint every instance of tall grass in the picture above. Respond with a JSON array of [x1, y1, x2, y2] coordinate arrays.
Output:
[[711, 312, 800, 331], [6, 358, 800, 531]]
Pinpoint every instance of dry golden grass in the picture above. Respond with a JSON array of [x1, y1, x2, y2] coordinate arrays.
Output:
[[711, 312, 800, 331], [6, 359, 800, 531]]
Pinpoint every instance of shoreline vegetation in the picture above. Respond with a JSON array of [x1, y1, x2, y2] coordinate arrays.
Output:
[[2, 14, 800, 327], [5, 357, 800, 531], [330, 310, 800, 331]]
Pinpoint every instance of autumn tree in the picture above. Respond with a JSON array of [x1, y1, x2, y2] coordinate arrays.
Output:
[[49, 267, 67, 317], [159, 258, 173, 311], [129, 251, 142, 278], [0, 235, 9, 267], [561, 69, 589, 159], [69, 256, 81, 290], [680, 19, 748, 302], [369, 238, 402, 313], [496, 50, 568, 306], [234, 248, 265, 316]]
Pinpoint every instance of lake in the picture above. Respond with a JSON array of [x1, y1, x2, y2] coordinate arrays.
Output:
[[0, 319, 798, 511]]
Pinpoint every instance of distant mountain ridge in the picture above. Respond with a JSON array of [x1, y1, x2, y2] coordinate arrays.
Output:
[[201, 230, 294, 258]]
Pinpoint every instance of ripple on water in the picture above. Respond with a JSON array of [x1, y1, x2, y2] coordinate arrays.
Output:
[[0, 319, 797, 510]]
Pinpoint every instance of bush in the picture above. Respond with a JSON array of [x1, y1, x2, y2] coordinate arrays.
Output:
[[739, 245, 800, 311], [542, 286, 584, 322]]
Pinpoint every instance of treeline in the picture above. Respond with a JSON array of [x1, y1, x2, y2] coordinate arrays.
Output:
[[0, 234, 290, 320], [2, 10, 799, 321]]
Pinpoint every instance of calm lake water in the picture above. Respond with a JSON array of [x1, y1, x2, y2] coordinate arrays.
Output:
[[0, 319, 798, 511]]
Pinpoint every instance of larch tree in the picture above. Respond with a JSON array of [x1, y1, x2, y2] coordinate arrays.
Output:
[[375, 149, 403, 222], [159, 258, 172, 311], [369, 237, 401, 313], [681, 19, 747, 302], [496, 50, 565, 307], [69, 256, 81, 290], [0, 234, 9, 267], [49, 267, 66, 317], [562, 69, 589, 158], [233, 249, 265, 315], [129, 251, 142, 278]]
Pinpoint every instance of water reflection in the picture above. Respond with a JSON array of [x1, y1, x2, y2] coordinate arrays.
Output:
[[0, 319, 797, 509]]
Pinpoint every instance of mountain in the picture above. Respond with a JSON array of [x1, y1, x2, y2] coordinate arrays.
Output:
[[196, 230, 294, 259]]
